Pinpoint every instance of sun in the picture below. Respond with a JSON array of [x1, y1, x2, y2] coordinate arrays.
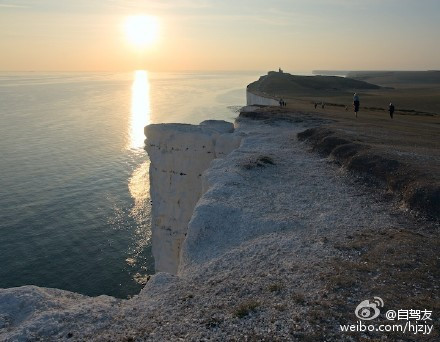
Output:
[[124, 15, 159, 48]]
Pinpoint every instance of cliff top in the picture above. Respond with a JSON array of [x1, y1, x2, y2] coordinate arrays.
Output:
[[346, 70, 440, 86]]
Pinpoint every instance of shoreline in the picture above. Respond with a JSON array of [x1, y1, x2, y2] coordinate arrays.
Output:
[[1, 105, 438, 341]]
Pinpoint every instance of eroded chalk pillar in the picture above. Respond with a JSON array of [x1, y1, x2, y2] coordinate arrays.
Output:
[[144, 120, 241, 274]]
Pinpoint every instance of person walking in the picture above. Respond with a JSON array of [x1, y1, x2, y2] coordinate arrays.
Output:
[[388, 102, 395, 119], [353, 93, 360, 118]]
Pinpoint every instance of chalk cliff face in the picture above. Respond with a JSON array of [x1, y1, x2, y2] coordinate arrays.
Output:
[[246, 91, 279, 106], [144, 120, 242, 274]]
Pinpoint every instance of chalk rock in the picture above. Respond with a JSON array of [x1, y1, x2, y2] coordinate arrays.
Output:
[[144, 120, 241, 274]]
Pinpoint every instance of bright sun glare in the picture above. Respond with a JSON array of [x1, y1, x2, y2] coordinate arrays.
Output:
[[124, 15, 159, 48]]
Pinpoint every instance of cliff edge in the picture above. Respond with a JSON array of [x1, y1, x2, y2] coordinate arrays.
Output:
[[144, 120, 241, 274]]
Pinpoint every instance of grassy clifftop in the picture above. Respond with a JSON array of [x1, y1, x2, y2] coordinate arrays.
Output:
[[247, 71, 380, 97], [347, 70, 440, 86]]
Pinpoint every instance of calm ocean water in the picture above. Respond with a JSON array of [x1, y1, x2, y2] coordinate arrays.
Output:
[[0, 71, 260, 298]]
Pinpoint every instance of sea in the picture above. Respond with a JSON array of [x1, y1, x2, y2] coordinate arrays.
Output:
[[0, 71, 261, 298]]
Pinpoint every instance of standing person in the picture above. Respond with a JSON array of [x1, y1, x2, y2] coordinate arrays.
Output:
[[388, 102, 395, 119], [353, 93, 360, 118]]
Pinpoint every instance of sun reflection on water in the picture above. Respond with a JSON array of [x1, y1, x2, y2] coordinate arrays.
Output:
[[129, 70, 151, 149], [125, 70, 153, 281], [125, 157, 152, 281]]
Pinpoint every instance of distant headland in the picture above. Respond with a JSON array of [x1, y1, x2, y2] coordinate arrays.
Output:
[[248, 70, 440, 116]]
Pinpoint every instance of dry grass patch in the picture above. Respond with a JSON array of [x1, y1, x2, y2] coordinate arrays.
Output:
[[240, 155, 275, 170], [309, 227, 440, 340], [233, 300, 260, 318]]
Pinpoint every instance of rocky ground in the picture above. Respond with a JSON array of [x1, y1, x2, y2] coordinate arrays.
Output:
[[1, 109, 438, 341]]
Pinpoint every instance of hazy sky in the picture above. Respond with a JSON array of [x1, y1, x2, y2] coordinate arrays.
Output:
[[1, 0, 439, 72]]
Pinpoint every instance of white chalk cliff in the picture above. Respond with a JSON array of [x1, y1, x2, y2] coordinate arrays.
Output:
[[144, 120, 242, 274], [246, 90, 279, 106]]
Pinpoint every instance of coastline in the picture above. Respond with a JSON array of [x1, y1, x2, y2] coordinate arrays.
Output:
[[1, 100, 438, 340]]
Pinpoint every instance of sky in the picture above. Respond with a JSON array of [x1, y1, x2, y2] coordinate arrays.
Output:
[[0, 0, 439, 72]]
